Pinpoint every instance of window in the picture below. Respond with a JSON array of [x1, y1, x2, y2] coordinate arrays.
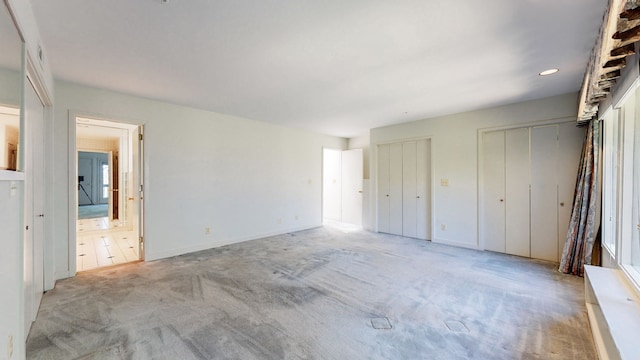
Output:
[[602, 108, 619, 254], [602, 78, 640, 293], [102, 163, 109, 199], [630, 91, 640, 274]]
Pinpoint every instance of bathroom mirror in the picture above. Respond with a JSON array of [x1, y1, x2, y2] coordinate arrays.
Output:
[[0, 3, 23, 171]]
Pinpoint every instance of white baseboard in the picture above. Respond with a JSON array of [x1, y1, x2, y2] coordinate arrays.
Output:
[[146, 223, 320, 261]]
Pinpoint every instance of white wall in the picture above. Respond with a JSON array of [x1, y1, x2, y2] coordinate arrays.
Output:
[[370, 92, 579, 249], [0, 177, 24, 359], [52, 81, 346, 278], [1, 1, 54, 358]]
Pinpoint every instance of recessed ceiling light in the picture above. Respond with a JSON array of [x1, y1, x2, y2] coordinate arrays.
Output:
[[539, 68, 559, 76]]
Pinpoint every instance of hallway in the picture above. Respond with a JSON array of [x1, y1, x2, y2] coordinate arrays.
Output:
[[76, 217, 139, 271]]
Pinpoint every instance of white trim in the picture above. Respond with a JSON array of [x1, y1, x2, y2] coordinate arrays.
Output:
[[148, 224, 322, 261]]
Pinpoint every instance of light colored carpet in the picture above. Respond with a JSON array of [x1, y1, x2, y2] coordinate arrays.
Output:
[[78, 204, 108, 219], [26, 225, 595, 359]]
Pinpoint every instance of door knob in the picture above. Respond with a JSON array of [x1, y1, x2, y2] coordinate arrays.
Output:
[[500, 199, 504, 202], [560, 202, 564, 207], [358, 190, 363, 193], [386, 194, 389, 197], [416, 196, 420, 198]]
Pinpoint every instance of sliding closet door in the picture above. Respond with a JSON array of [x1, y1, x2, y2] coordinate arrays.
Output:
[[403, 141, 418, 238], [482, 131, 506, 252], [505, 128, 531, 257], [389, 143, 404, 235], [377, 144, 390, 233], [531, 125, 559, 262], [416, 139, 430, 240]]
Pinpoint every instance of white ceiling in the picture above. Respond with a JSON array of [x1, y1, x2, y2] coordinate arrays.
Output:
[[29, 0, 607, 138]]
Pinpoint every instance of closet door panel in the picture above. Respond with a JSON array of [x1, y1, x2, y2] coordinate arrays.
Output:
[[531, 125, 559, 262], [557, 123, 585, 257], [389, 142, 404, 235], [482, 131, 506, 252], [416, 139, 430, 240], [505, 128, 531, 257], [377, 144, 390, 233], [403, 141, 418, 238]]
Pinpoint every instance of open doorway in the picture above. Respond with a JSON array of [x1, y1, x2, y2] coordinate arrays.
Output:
[[322, 148, 363, 229], [75, 117, 143, 271]]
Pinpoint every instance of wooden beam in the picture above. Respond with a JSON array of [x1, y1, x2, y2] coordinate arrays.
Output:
[[598, 79, 617, 88], [620, 7, 640, 21], [610, 43, 635, 58], [601, 70, 621, 80], [613, 24, 640, 42], [604, 57, 627, 69]]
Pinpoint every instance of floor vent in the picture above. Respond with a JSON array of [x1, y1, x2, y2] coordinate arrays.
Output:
[[444, 320, 469, 333], [371, 317, 392, 330]]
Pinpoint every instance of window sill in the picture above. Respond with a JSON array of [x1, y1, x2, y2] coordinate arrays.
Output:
[[585, 265, 640, 360]]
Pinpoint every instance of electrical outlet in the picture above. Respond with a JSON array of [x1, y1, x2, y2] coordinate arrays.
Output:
[[205, 227, 211, 235], [441, 179, 449, 187], [440, 224, 447, 231], [278, 218, 282, 224]]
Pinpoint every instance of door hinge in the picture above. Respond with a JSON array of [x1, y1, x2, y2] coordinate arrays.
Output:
[[139, 184, 144, 192], [138, 133, 143, 141], [139, 236, 144, 244]]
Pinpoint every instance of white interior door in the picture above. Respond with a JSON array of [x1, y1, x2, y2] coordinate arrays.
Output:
[[482, 131, 506, 252], [402, 141, 418, 238], [416, 139, 430, 240], [377, 144, 390, 233], [505, 128, 530, 257], [341, 149, 363, 226], [24, 78, 45, 337], [389, 142, 403, 235], [531, 125, 559, 262], [322, 149, 342, 221]]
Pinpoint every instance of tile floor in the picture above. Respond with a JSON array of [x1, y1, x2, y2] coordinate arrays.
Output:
[[76, 217, 140, 271]]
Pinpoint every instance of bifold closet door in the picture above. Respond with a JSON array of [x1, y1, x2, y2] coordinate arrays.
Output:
[[505, 128, 530, 257], [377, 144, 390, 233], [389, 143, 403, 235], [531, 125, 559, 262], [377, 143, 403, 235], [379, 140, 429, 239], [557, 123, 586, 257], [403, 141, 418, 238], [416, 139, 430, 240], [530, 123, 584, 262], [482, 129, 529, 255], [482, 131, 506, 252]]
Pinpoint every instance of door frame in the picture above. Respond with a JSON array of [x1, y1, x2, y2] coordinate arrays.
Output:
[[67, 112, 145, 275]]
